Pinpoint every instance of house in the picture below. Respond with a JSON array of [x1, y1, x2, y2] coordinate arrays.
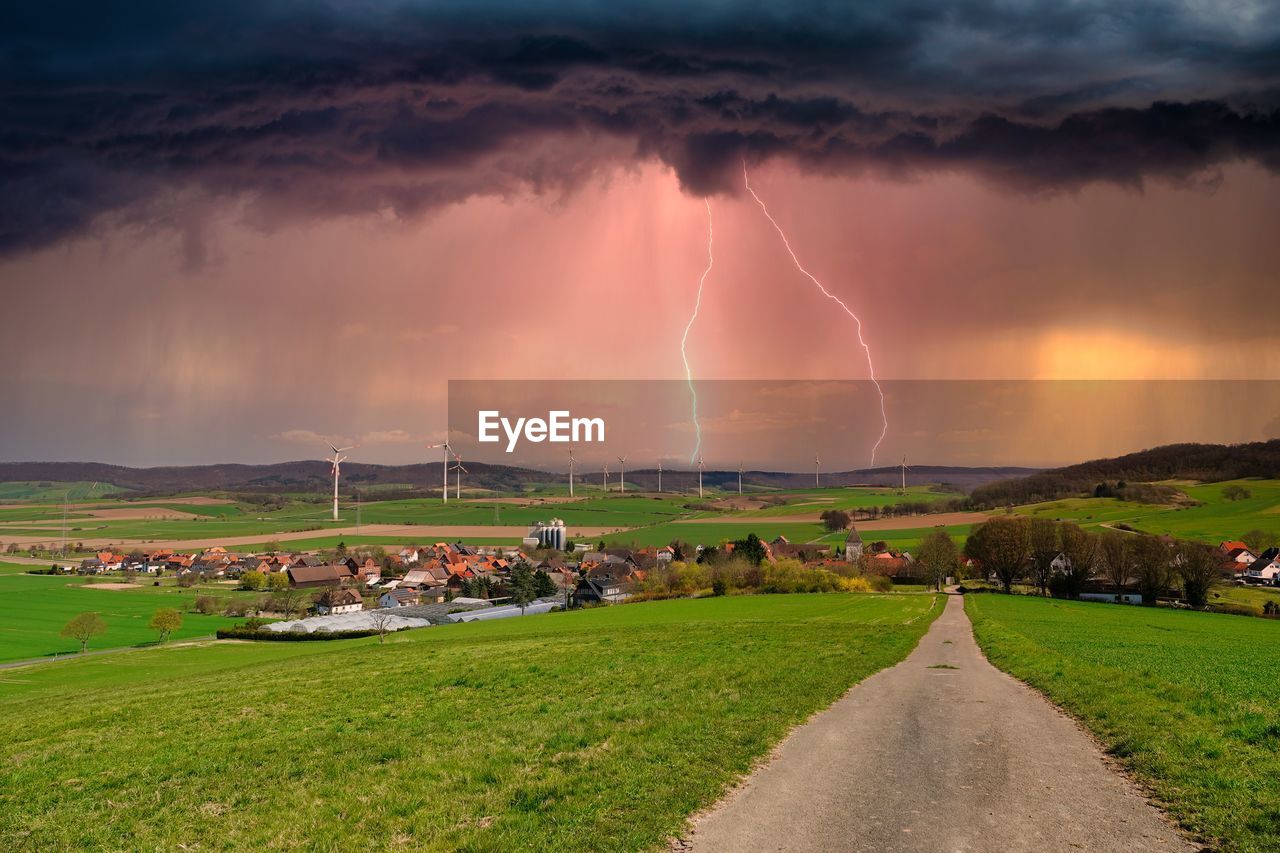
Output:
[[286, 564, 350, 588], [378, 588, 422, 608], [1245, 548, 1280, 585], [1220, 541, 1257, 563], [572, 577, 633, 606], [844, 527, 863, 562], [315, 587, 364, 615]]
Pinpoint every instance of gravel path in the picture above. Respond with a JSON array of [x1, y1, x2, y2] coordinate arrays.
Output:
[[687, 594, 1194, 852]]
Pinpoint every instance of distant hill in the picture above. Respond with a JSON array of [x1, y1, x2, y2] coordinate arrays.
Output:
[[0, 460, 1038, 498], [970, 440, 1280, 507]]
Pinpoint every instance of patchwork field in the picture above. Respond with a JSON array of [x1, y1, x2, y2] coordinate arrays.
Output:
[[0, 571, 250, 663], [0, 593, 940, 849], [967, 594, 1280, 851]]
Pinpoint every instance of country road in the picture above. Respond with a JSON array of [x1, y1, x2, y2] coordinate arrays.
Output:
[[687, 594, 1195, 852]]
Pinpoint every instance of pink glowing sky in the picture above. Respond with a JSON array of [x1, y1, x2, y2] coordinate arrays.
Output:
[[3, 159, 1277, 465]]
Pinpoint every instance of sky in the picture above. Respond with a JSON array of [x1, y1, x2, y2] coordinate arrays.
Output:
[[1, 1, 1279, 468]]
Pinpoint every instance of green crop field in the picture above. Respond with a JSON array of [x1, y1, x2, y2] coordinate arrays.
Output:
[[0, 481, 130, 502], [0, 572, 252, 662], [967, 594, 1280, 851], [0, 593, 940, 849]]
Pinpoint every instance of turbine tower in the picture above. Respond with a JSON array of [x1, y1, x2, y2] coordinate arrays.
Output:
[[603, 462, 609, 493], [697, 456, 705, 499], [325, 443, 354, 522], [426, 438, 453, 504], [657, 461, 663, 493], [738, 462, 744, 496], [451, 454, 468, 501], [568, 448, 578, 498], [900, 453, 911, 494], [617, 455, 628, 494], [814, 453, 821, 489]]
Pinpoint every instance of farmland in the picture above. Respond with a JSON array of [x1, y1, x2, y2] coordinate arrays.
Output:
[[0, 570, 251, 663], [967, 594, 1280, 851], [0, 592, 940, 849]]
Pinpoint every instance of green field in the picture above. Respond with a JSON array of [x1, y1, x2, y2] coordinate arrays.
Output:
[[1015, 478, 1280, 544], [967, 594, 1280, 851], [0, 572, 251, 662], [0, 592, 940, 849]]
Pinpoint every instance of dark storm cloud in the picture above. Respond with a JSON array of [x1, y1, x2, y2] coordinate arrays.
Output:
[[2, 0, 1279, 253]]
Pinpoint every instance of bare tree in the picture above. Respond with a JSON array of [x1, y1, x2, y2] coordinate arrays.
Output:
[[368, 609, 394, 644], [1027, 518, 1060, 596], [1177, 542, 1220, 609], [1131, 535, 1173, 606], [1058, 522, 1097, 599], [1097, 531, 1135, 598], [964, 517, 1030, 593]]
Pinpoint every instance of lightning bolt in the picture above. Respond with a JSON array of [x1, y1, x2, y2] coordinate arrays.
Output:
[[742, 160, 889, 468], [681, 198, 713, 463]]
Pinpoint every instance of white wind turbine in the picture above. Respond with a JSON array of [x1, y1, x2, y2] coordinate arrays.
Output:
[[657, 461, 663, 493], [451, 453, 468, 501], [738, 462, 744, 496], [814, 453, 821, 489], [900, 453, 911, 494], [325, 443, 355, 522], [426, 438, 453, 504], [568, 447, 579, 498], [617, 455, 628, 494], [697, 456, 705, 499], [602, 462, 610, 493]]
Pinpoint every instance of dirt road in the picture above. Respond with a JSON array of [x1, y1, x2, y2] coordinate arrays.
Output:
[[687, 594, 1193, 852]]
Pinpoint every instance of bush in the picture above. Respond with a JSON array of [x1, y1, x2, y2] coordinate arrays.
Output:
[[193, 595, 218, 615]]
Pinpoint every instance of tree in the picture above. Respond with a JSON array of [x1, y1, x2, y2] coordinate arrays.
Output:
[[731, 533, 767, 566], [149, 608, 182, 643], [533, 569, 556, 598], [916, 528, 959, 591], [1242, 529, 1278, 554], [820, 509, 852, 532], [193, 595, 218, 615], [1027, 518, 1060, 596], [239, 570, 265, 591], [368, 609, 394, 644], [1057, 523, 1097, 599], [1176, 542, 1220, 609], [1097, 531, 1135, 597], [1131, 535, 1173, 605], [1222, 484, 1252, 502], [61, 612, 106, 653], [269, 571, 291, 591], [508, 564, 536, 613], [964, 517, 1029, 593]]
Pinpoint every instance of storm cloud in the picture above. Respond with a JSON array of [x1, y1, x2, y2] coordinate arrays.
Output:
[[3, 0, 1279, 253]]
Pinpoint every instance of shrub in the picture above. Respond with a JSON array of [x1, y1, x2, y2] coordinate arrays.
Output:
[[193, 595, 218, 615]]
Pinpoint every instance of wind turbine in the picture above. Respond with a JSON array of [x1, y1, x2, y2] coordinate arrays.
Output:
[[325, 443, 355, 521], [568, 447, 578, 498], [738, 462, 744, 496], [814, 453, 821, 489], [451, 454, 468, 501], [900, 453, 910, 494], [657, 461, 663, 493], [617, 455, 628, 494], [697, 456, 705, 499], [425, 439, 453, 504], [602, 462, 610, 493]]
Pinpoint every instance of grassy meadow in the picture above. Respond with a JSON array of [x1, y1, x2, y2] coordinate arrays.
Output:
[[0, 592, 940, 850], [0, 571, 252, 662], [967, 594, 1280, 851]]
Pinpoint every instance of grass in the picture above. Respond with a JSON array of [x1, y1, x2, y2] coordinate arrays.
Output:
[[0, 592, 940, 849], [0, 572, 251, 662], [1014, 478, 1280, 545], [967, 594, 1280, 851]]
